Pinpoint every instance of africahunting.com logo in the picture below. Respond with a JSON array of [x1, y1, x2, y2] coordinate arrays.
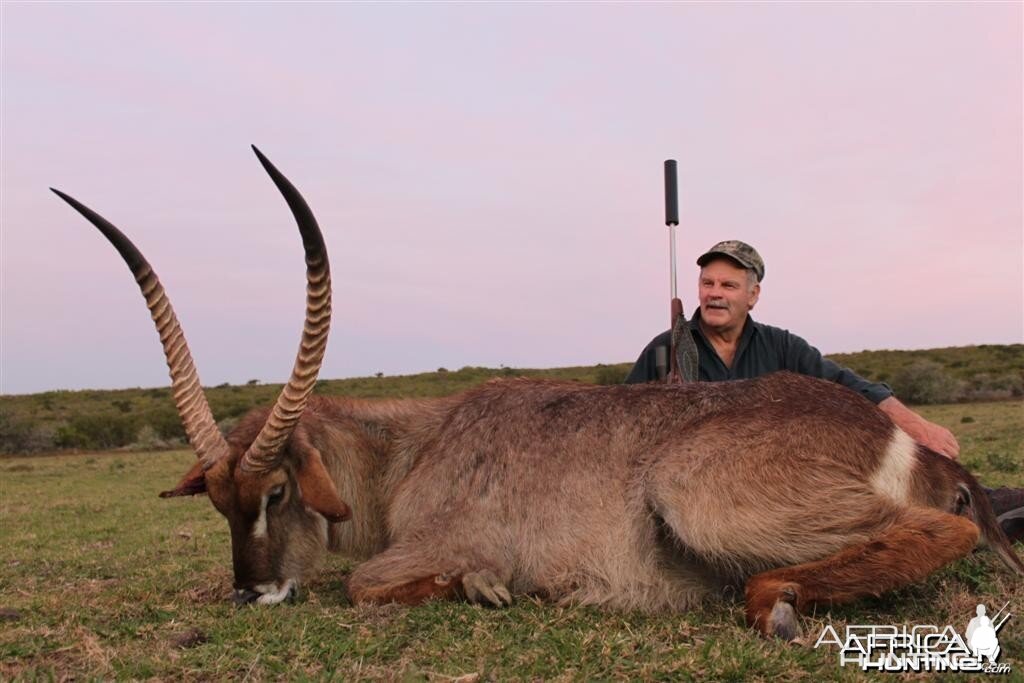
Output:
[[814, 602, 1012, 674]]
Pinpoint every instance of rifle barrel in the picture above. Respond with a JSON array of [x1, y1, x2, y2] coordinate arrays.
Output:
[[664, 159, 679, 302]]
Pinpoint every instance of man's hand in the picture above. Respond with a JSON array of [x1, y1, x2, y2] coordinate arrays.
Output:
[[878, 396, 960, 459]]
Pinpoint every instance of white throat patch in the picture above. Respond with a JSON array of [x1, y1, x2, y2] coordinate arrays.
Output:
[[869, 429, 918, 505]]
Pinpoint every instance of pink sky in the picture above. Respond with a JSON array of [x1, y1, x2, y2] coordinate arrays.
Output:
[[1, 3, 1021, 395]]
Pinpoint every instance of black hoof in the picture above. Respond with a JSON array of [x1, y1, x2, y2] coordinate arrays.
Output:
[[232, 589, 260, 606], [768, 600, 803, 643]]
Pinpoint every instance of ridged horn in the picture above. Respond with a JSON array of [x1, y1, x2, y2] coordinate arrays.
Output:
[[50, 188, 231, 470], [240, 146, 331, 473]]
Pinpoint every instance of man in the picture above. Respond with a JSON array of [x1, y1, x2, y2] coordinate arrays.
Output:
[[626, 240, 1024, 523], [627, 240, 958, 456]]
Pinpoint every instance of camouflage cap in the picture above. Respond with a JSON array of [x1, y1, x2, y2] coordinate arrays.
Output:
[[696, 240, 765, 282]]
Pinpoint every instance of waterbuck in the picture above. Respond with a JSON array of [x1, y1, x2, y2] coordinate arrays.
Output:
[[53, 147, 1023, 641]]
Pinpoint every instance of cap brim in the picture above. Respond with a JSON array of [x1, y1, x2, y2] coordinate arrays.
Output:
[[696, 251, 753, 270]]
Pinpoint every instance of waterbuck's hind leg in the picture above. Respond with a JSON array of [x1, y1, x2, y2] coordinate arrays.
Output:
[[347, 541, 513, 608], [744, 507, 979, 642]]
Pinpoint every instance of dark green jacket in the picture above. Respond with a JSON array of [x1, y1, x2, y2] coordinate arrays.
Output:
[[624, 309, 893, 404]]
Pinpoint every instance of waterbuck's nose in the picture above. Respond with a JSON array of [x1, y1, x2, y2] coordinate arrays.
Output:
[[232, 588, 260, 606]]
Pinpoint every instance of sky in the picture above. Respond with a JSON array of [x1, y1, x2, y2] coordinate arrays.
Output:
[[1, 2, 1021, 395]]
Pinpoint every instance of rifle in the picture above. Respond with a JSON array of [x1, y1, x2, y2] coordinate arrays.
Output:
[[658, 159, 698, 383]]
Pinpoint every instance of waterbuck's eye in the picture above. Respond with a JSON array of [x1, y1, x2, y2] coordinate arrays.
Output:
[[267, 486, 285, 507], [954, 484, 971, 516]]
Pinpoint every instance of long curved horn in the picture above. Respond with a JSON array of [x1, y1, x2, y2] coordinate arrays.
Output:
[[50, 188, 231, 469], [240, 146, 331, 473]]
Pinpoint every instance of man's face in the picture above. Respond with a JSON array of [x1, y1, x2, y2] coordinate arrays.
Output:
[[698, 258, 760, 333]]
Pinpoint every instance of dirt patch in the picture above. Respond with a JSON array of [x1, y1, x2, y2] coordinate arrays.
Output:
[[171, 627, 208, 649]]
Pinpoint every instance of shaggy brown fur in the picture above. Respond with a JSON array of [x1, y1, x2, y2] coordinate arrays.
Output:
[[171, 371, 1022, 639]]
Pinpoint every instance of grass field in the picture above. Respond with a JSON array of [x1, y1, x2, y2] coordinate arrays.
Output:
[[2, 400, 1023, 680]]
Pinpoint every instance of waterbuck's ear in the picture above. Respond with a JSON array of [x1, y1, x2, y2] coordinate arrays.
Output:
[[295, 446, 351, 523], [159, 460, 208, 498]]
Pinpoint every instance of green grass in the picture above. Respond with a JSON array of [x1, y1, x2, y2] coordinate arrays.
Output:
[[2, 400, 1022, 680]]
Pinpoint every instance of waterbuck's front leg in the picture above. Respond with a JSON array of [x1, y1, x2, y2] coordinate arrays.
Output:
[[347, 541, 513, 607], [744, 507, 979, 641]]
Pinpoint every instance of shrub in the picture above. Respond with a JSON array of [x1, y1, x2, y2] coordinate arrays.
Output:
[[147, 406, 187, 441], [54, 413, 140, 450], [111, 399, 133, 413], [216, 400, 254, 419], [595, 365, 626, 385], [964, 372, 1024, 401], [889, 361, 962, 405], [132, 424, 173, 451], [0, 411, 53, 454]]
